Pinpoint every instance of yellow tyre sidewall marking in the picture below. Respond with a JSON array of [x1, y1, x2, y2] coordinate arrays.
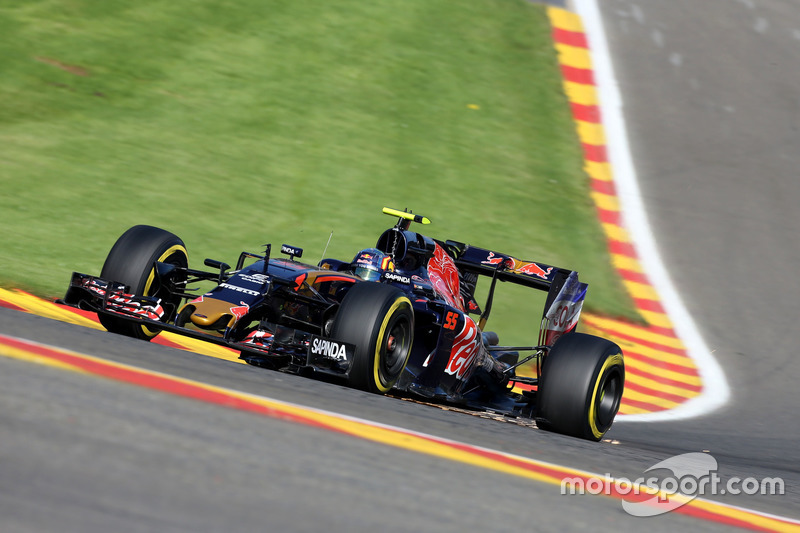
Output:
[[588, 352, 624, 439]]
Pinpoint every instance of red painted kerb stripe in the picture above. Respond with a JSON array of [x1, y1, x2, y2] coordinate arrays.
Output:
[[1, 332, 792, 532]]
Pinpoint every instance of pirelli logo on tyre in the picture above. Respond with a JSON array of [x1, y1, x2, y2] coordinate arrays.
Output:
[[307, 335, 355, 368]]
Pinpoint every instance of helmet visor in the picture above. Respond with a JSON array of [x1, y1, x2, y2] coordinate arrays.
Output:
[[354, 266, 382, 282]]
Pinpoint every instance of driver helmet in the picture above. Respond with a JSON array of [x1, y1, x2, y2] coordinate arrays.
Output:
[[351, 248, 394, 282]]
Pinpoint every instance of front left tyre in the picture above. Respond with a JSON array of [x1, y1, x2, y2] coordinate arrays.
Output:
[[99, 225, 188, 341]]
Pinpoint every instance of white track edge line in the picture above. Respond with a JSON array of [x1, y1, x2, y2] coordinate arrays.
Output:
[[572, 0, 730, 421]]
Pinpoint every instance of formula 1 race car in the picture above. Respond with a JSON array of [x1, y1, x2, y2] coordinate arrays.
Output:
[[59, 207, 624, 441]]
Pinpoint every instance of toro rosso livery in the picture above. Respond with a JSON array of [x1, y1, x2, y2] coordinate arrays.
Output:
[[60, 207, 625, 441]]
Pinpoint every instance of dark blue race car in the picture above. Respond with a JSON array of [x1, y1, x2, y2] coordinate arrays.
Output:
[[60, 207, 624, 441]]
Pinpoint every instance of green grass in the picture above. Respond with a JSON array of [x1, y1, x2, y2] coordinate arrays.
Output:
[[0, 0, 639, 345]]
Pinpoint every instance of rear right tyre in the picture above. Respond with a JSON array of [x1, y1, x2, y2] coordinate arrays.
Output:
[[535, 333, 624, 441]]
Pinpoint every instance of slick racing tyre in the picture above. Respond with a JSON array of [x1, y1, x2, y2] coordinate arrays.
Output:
[[332, 282, 414, 394], [99, 225, 188, 341], [535, 333, 624, 441]]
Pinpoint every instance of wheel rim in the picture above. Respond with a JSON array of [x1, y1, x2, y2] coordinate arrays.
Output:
[[595, 369, 622, 429], [141, 244, 187, 337], [379, 312, 411, 380], [143, 245, 187, 298]]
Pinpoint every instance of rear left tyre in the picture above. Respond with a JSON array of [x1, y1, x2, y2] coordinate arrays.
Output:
[[331, 282, 414, 393]]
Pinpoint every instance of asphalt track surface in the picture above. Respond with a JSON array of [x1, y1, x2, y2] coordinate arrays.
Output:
[[1, 2, 799, 532], [0, 309, 753, 533], [593, 0, 800, 511]]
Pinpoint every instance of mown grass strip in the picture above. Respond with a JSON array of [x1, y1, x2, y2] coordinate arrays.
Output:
[[0, 0, 638, 343]]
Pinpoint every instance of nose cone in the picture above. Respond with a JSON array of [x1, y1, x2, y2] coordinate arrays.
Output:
[[181, 297, 241, 330], [190, 310, 224, 328]]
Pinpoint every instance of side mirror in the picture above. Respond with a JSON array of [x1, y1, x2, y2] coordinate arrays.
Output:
[[204, 258, 230, 283]]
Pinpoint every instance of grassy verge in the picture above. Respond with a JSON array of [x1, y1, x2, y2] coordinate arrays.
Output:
[[0, 0, 639, 344]]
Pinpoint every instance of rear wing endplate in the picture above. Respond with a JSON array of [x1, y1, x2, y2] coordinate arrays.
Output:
[[541, 270, 587, 346]]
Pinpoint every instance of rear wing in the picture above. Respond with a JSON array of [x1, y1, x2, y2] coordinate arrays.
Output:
[[452, 243, 561, 290], [375, 208, 587, 346], [448, 242, 587, 346]]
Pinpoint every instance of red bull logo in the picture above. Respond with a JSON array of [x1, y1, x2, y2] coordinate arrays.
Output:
[[481, 252, 515, 269], [515, 261, 553, 280], [482, 252, 504, 265], [428, 243, 464, 311]]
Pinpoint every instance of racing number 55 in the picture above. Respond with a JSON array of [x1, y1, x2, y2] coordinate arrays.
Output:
[[444, 311, 458, 331]]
